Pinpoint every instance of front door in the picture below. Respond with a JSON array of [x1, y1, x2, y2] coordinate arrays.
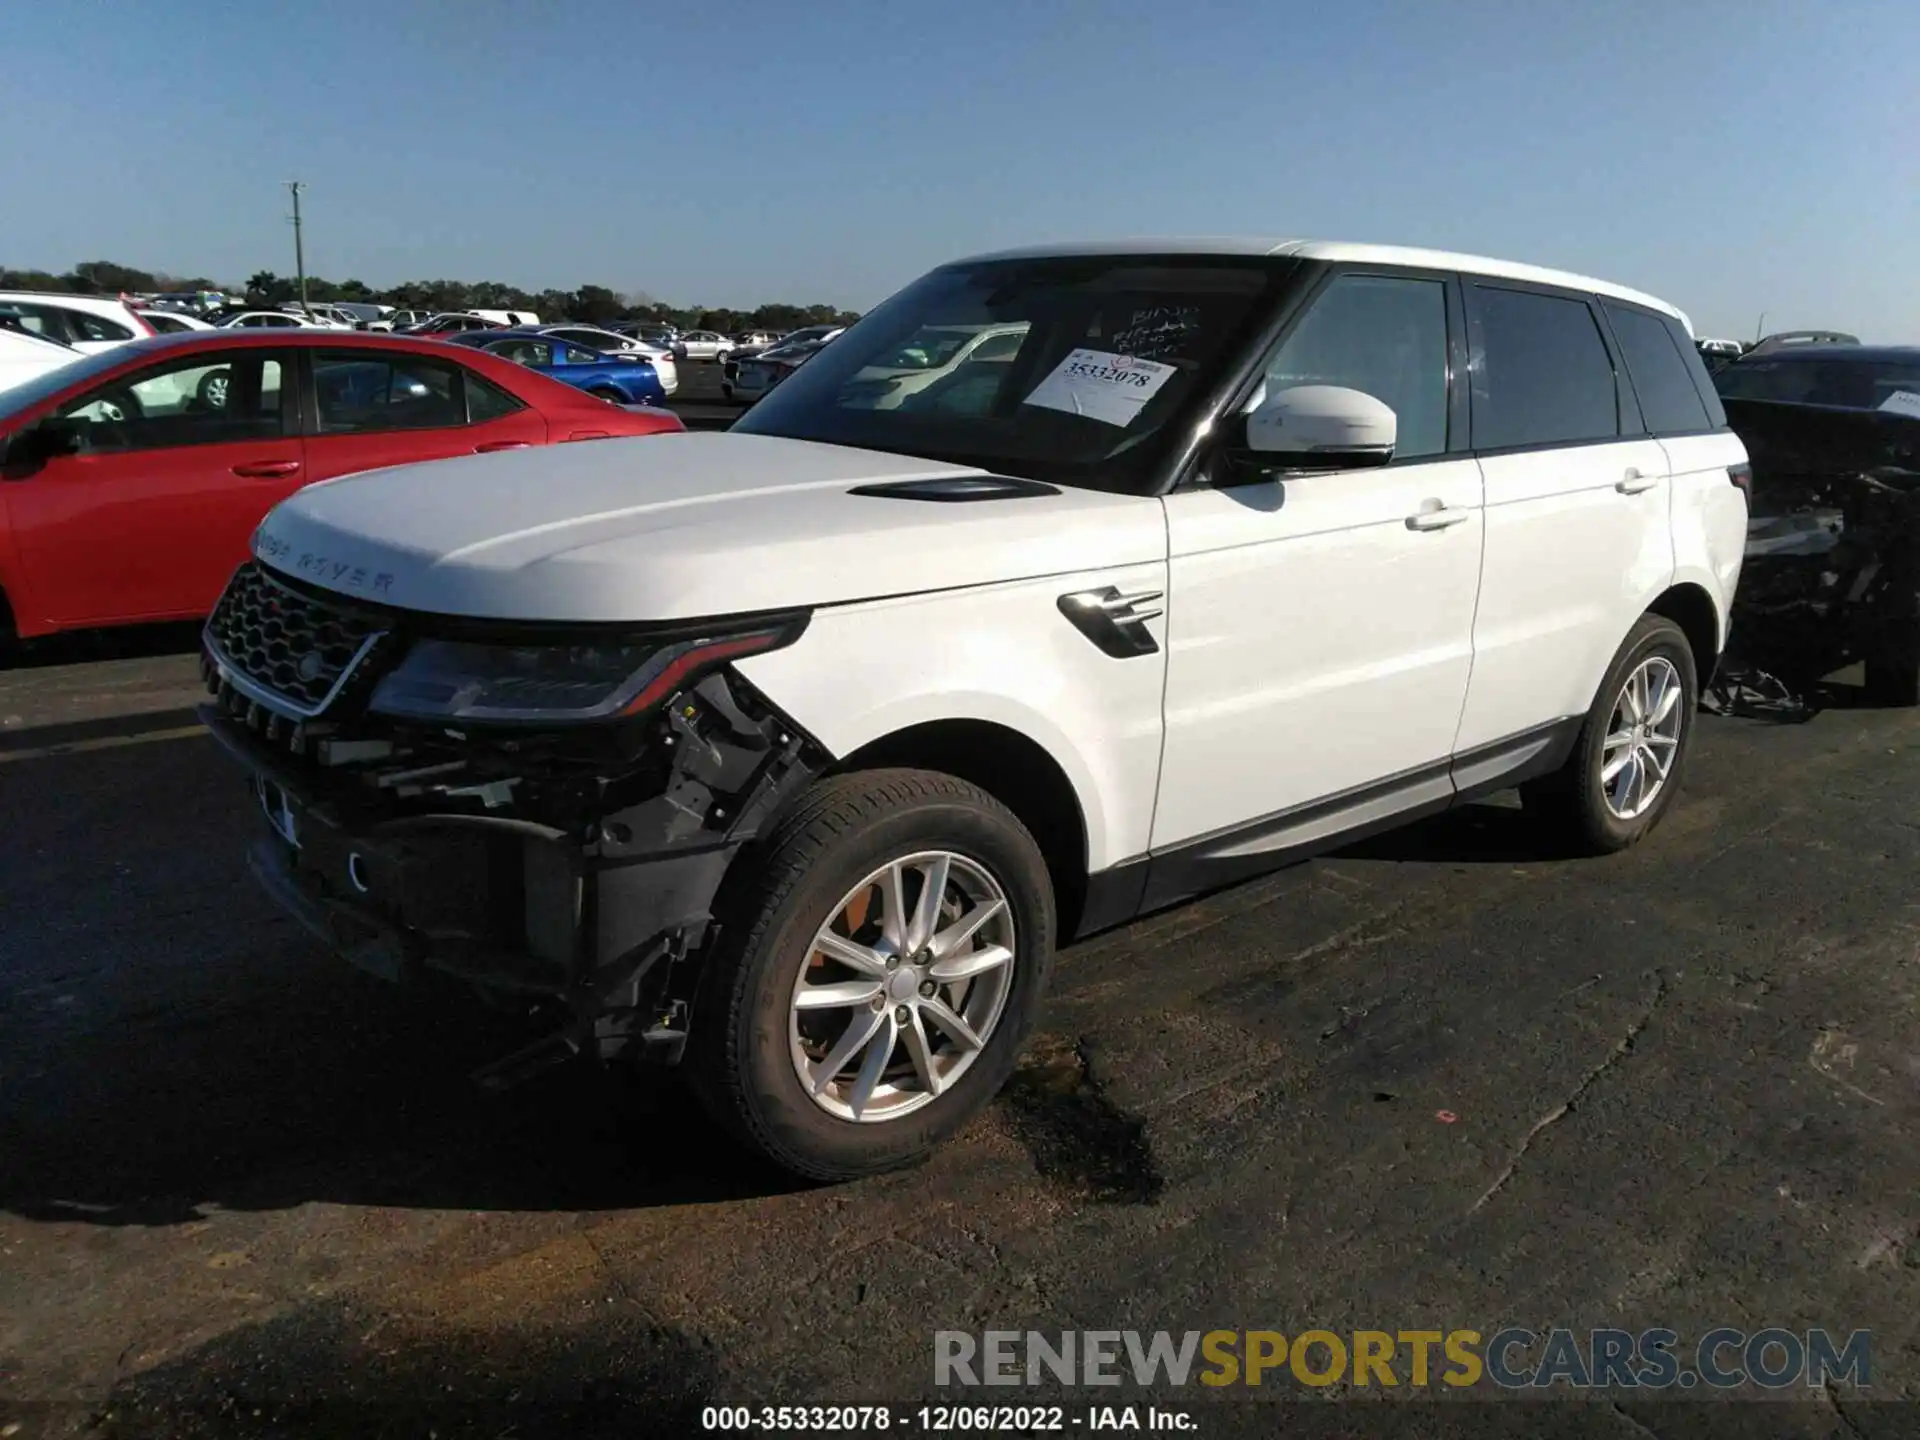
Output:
[[11, 349, 300, 625], [1151, 270, 1484, 884]]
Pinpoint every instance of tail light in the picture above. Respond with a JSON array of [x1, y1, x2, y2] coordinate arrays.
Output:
[[1729, 461, 1752, 502]]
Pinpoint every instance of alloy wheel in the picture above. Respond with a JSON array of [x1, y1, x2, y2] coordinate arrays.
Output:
[[1601, 655, 1684, 820], [788, 850, 1016, 1123]]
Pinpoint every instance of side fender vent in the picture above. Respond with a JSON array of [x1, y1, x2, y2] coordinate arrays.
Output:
[[846, 475, 1061, 503]]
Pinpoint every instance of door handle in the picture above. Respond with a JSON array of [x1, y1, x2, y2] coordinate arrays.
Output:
[[231, 460, 302, 479], [474, 440, 531, 453], [1406, 503, 1472, 531], [1616, 468, 1660, 495]]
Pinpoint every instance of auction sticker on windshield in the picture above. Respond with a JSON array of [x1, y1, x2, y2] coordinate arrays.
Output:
[[1023, 348, 1176, 427]]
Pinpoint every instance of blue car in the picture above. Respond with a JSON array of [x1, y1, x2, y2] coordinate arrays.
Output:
[[464, 330, 667, 407]]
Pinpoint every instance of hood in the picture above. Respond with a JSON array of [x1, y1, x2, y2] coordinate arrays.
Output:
[[251, 432, 1164, 622]]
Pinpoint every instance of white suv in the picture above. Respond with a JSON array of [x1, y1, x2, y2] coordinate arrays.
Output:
[[0, 291, 154, 354], [199, 240, 1749, 1180]]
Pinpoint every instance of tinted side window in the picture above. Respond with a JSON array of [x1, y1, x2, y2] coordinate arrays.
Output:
[[1261, 273, 1451, 459], [66, 309, 135, 343], [6, 304, 74, 345], [1671, 320, 1729, 428], [1605, 304, 1712, 434], [464, 369, 525, 423], [1471, 287, 1618, 449], [313, 353, 467, 432], [563, 345, 600, 365], [57, 355, 286, 452]]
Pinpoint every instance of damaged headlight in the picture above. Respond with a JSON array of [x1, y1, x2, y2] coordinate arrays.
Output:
[[368, 629, 794, 724]]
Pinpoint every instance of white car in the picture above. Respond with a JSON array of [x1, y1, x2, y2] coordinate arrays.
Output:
[[673, 329, 734, 362], [534, 325, 679, 395], [0, 328, 83, 395], [201, 239, 1749, 1182], [136, 309, 215, 334], [277, 304, 356, 328], [218, 310, 332, 330], [0, 291, 154, 355]]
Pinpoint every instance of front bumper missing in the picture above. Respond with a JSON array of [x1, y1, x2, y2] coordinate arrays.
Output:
[[200, 660, 826, 1084]]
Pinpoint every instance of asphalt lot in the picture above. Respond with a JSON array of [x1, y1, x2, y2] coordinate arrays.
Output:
[[669, 354, 750, 429], [3, 461, 1919, 1435]]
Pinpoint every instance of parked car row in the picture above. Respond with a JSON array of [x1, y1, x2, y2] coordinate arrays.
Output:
[[0, 329, 681, 640]]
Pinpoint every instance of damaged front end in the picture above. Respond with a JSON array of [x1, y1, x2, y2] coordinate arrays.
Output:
[[199, 561, 829, 1084], [1721, 398, 1920, 696]]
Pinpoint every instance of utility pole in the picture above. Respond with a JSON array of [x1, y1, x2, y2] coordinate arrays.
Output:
[[287, 181, 309, 315]]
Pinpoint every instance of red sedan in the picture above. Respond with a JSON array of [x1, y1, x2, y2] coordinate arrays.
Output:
[[0, 330, 681, 641]]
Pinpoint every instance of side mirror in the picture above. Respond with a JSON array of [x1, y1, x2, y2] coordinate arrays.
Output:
[[1, 418, 82, 478], [1232, 384, 1397, 473]]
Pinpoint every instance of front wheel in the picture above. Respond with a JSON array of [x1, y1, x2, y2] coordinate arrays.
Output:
[[1522, 614, 1698, 854], [688, 769, 1055, 1182]]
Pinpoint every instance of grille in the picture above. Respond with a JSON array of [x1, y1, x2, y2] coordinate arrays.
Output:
[[205, 563, 386, 715]]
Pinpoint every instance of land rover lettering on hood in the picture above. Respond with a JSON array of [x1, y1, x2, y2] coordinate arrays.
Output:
[[203, 241, 1748, 1180]]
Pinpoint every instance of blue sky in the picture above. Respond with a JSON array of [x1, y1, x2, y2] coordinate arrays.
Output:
[[1, 0, 1914, 338]]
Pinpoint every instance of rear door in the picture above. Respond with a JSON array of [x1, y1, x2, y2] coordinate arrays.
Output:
[[300, 348, 548, 483], [10, 349, 300, 625], [1453, 282, 1674, 752], [1603, 302, 1749, 640]]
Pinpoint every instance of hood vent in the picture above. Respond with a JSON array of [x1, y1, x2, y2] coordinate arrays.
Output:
[[846, 475, 1060, 503]]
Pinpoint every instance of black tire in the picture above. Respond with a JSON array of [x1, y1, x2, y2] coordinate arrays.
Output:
[[688, 768, 1055, 1182], [1522, 614, 1699, 855], [1863, 653, 1920, 708]]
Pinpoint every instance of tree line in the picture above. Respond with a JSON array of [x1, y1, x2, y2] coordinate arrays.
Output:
[[0, 259, 862, 334]]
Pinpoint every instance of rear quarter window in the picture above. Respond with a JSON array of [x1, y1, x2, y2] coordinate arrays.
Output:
[[1605, 303, 1713, 434]]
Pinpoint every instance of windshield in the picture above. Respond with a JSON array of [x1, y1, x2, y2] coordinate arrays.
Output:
[[733, 255, 1291, 492], [0, 346, 131, 419], [1716, 356, 1920, 410]]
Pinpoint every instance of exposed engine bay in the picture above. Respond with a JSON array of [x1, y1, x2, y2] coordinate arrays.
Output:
[[199, 563, 829, 1085], [1714, 398, 1920, 706]]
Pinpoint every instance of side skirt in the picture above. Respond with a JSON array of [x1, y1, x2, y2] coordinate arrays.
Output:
[[1073, 717, 1582, 939]]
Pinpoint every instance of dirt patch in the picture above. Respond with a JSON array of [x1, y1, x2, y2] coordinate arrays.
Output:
[[999, 1032, 1164, 1204], [43, 1298, 721, 1439]]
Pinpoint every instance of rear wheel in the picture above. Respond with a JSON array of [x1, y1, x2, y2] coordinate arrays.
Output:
[[587, 386, 625, 404], [688, 769, 1054, 1182], [1522, 614, 1698, 854]]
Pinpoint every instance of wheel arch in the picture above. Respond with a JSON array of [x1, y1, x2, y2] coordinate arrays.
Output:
[[830, 718, 1092, 944], [1645, 581, 1722, 688]]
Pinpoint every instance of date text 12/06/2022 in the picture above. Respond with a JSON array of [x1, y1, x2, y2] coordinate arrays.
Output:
[[701, 1405, 1192, 1431]]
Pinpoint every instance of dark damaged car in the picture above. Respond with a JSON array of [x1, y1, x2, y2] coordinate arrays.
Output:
[[1715, 345, 1920, 704]]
